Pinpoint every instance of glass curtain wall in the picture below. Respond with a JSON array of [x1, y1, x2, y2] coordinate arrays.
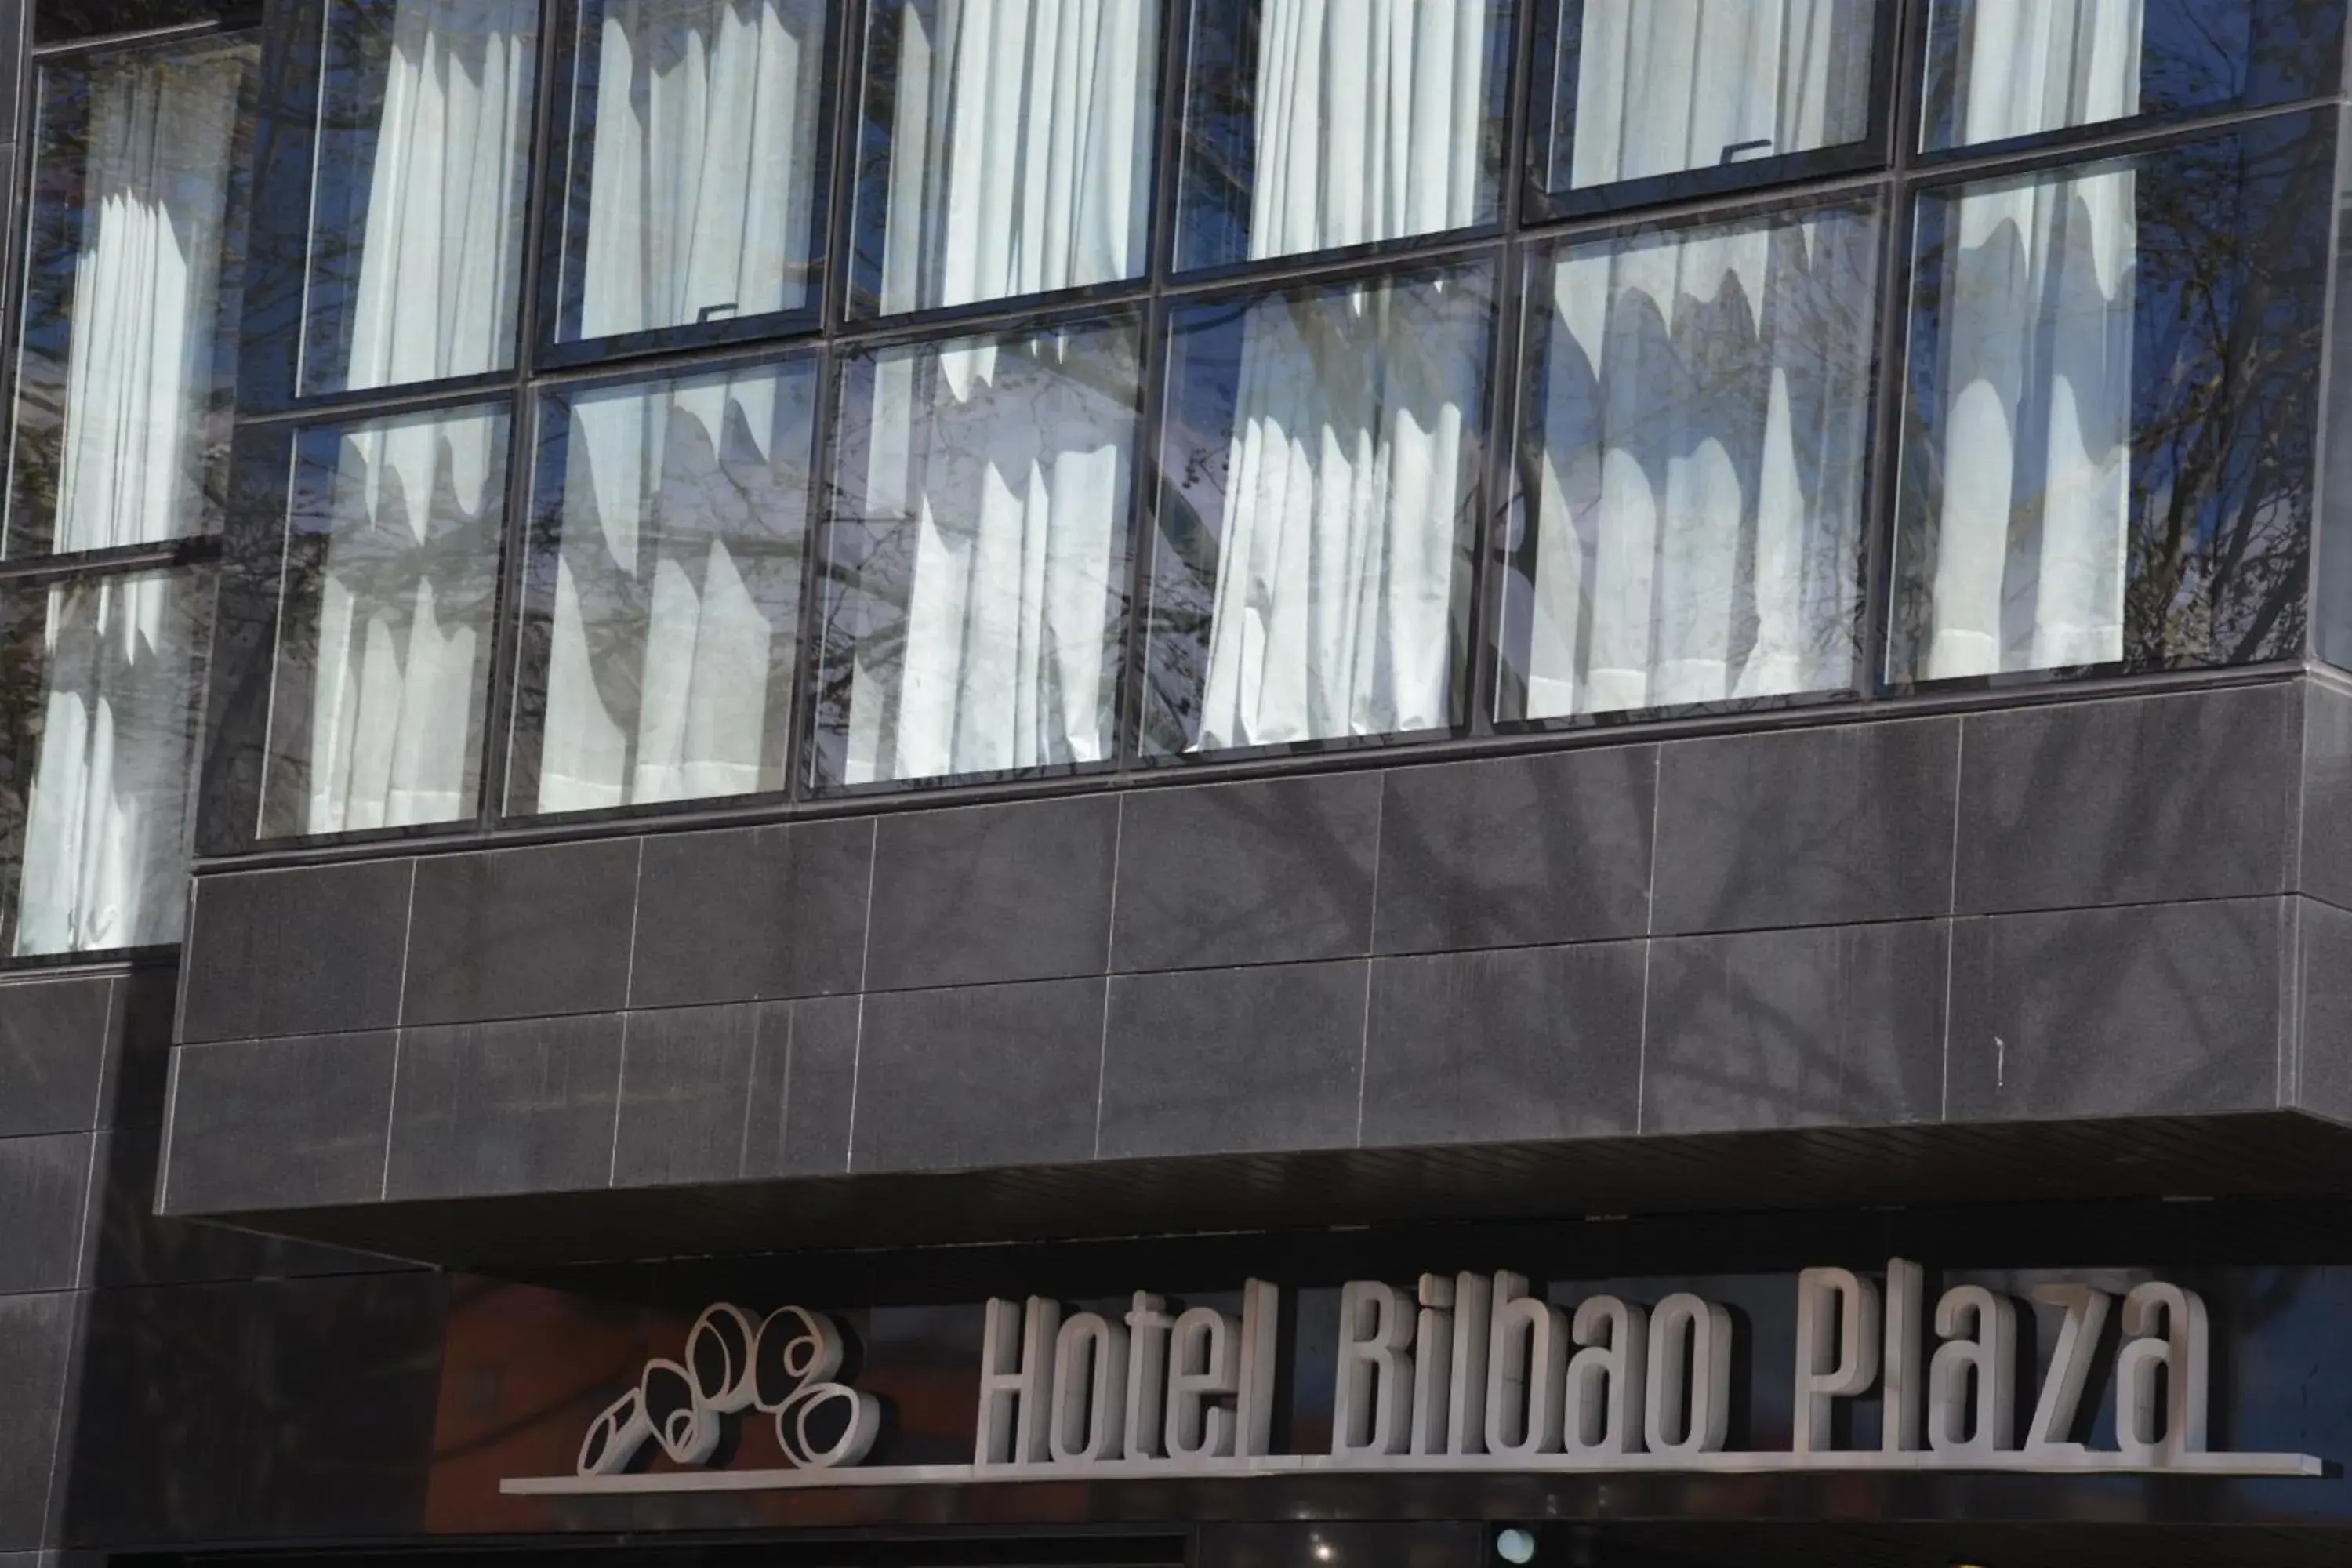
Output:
[[179, 0, 2346, 861], [0, 32, 256, 953]]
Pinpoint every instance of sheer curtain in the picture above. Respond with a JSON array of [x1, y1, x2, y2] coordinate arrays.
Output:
[[1564, 0, 1869, 188], [1243, 0, 1490, 260], [533, 373, 804, 811], [1920, 7, 2142, 679], [294, 410, 504, 833], [49, 46, 245, 551], [1192, 4, 1491, 748], [837, 330, 1131, 783], [1523, 213, 1872, 717], [874, 0, 1156, 313], [1195, 278, 1486, 748], [1932, 0, 2144, 147], [572, 0, 824, 339], [15, 576, 200, 955], [335, 0, 533, 390]]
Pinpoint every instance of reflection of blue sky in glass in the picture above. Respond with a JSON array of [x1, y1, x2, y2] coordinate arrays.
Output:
[[1921, 0, 2341, 152], [1894, 117, 2326, 681]]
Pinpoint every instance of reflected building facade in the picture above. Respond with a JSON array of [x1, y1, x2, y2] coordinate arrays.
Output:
[[9, 3, 2352, 1567]]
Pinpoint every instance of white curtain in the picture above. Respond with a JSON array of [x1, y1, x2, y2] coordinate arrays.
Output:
[[1564, 0, 1870, 187], [876, 0, 1155, 313], [1932, 0, 2145, 147], [1188, 3, 1492, 748], [840, 332, 1130, 782], [1244, 0, 1491, 260], [1921, 6, 2142, 678], [15, 575, 201, 955], [1195, 279, 1485, 748], [1524, 213, 1872, 717], [335, 0, 533, 389], [573, 0, 823, 338], [535, 374, 804, 811], [295, 410, 504, 833], [49, 45, 247, 551]]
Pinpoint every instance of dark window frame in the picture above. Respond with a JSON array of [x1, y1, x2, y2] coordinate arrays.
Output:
[[1492, 187, 1893, 738], [1881, 105, 2339, 696], [1521, 0, 1903, 223], [0, 20, 256, 960], [158, 0, 2347, 873], [530, 0, 846, 370], [503, 342, 828, 825]]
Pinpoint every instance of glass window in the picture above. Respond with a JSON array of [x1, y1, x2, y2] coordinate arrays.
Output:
[[814, 318, 1141, 789], [1501, 204, 1879, 723], [549, 0, 829, 350], [1921, 0, 2346, 154], [508, 360, 818, 815], [853, 0, 1160, 318], [1532, 0, 1878, 212], [7, 36, 257, 555], [1889, 118, 2332, 686], [257, 403, 510, 837], [1147, 263, 1494, 754], [0, 568, 209, 954], [1175, 0, 1511, 272], [297, 0, 538, 396]]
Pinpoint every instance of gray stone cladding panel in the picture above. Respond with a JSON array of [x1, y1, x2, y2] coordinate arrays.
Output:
[[1651, 718, 1960, 935], [1956, 684, 2299, 915]]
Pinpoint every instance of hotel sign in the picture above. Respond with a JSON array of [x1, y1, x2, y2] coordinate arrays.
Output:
[[502, 1258, 2324, 1496]]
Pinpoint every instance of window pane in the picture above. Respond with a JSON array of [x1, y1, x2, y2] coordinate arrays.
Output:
[[299, 0, 536, 395], [7, 37, 256, 555], [1147, 264, 1494, 753], [855, 0, 1159, 316], [1889, 120, 2332, 684], [1537, 1, 1876, 201], [1175, 0, 1508, 272], [552, 0, 828, 344], [1921, 0, 2344, 153], [1503, 205, 1878, 722], [259, 403, 510, 837], [0, 568, 208, 954], [815, 320, 1140, 788], [510, 361, 817, 815]]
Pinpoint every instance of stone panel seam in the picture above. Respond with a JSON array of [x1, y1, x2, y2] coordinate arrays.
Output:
[[843, 822, 880, 1170], [855, 818, 880, 993], [89, 978, 116, 1135], [1353, 779, 1385, 1145], [607, 1011, 632, 1187], [620, 836, 646, 1007], [2289, 680, 2308, 897], [153, 1047, 180, 1215], [1094, 800, 1124, 1158], [67, 1131, 100, 1294], [1942, 718, 1965, 1120], [1633, 747, 1664, 1134], [380, 863, 418, 1200]]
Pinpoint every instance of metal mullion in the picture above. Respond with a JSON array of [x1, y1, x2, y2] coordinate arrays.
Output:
[[0, 538, 220, 587], [819, 0, 869, 340], [1120, 290, 1171, 769], [1904, 92, 2347, 191], [830, 279, 1156, 358], [786, 340, 841, 804], [1855, 0, 1932, 704], [231, 372, 522, 430], [475, 0, 572, 831], [28, 20, 225, 60], [1113, 0, 1195, 771], [781, 0, 873, 804], [1461, 0, 1546, 741], [188, 654, 2312, 877]]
